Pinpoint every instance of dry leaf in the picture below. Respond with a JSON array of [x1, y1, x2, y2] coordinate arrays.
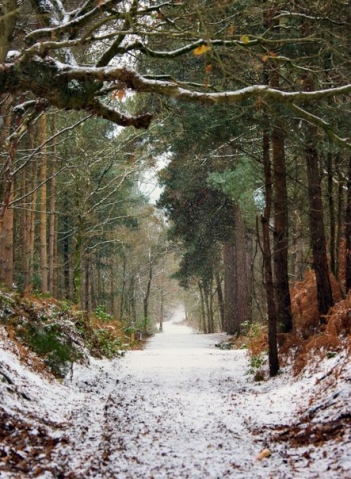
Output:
[[262, 55, 269, 63], [205, 64, 213, 73], [257, 448, 271, 460], [227, 25, 235, 35], [193, 44, 211, 56], [117, 90, 125, 100]]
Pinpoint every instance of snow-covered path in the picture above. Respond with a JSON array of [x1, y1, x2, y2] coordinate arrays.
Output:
[[1, 308, 350, 478], [55, 308, 349, 479]]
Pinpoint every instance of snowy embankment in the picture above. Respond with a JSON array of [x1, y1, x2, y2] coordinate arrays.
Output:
[[0, 307, 350, 478]]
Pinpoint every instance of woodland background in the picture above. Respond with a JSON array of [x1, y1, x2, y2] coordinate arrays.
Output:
[[1, 1, 351, 376]]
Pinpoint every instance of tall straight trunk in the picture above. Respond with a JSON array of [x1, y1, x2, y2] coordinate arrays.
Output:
[[39, 114, 48, 293], [327, 151, 336, 276], [234, 203, 250, 331], [198, 282, 207, 333], [345, 157, 351, 292], [63, 214, 70, 299], [272, 125, 292, 333], [223, 240, 237, 334], [215, 269, 225, 331], [336, 167, 344, 282], [204, 278, 214, 333], [109, 257, 115, 316], [246, 233, 253, 320], [293, 213, 305, 282], [299, 15, 333, 320], [159, 288, 164, 332], [90, 263, 97, 311], [262, 126, 279, 376], [48, 115, 57, 295], [0, 96, 15, 288], [129, 275, 137, 323], [305, 133, 333, 320], [269, 55, 292, 333], [73, 234, 82, 305], [120, 255, 127, 319], [0, 182, 14, 288], [261, 6, 279, 374], [23, 128, 37, 292], [83, 256, 89, 311], [143, 260, 153, 332]]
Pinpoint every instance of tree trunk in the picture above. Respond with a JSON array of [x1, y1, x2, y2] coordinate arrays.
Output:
[[63, 211, 70, 299], [39, 114, 48, 293], [0, 96, 15, 288], [0, 183, 14, 288], [223, 240, 237, 334], [23, 126, 37, 292], [120, 255, 127, 320], [143, 261, 153, 332], [293, 213, 305, 282], [262, 126, 279, 376], [272, 125, 292, 333], [327, 151, 336, 276], [198, 282, 207, 333], [345, 157, 351, 292], [336, 166, 344, 282], [159, 288, 164, 332], [109, 257, 115, 316], [48, 115, 57, 295], [305, 134, 333, 320], [215, 269, 225, 331], [83, 256, 90, 311], [234, 203, 250, 332]]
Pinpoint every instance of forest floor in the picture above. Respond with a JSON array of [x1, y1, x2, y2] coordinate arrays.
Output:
[[0, 308, 350, 478]]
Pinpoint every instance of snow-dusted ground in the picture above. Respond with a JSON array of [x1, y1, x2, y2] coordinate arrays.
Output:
[[0, 307, 350, 478]]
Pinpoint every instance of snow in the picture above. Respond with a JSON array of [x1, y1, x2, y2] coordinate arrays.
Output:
[[0, 309, 350, 478]]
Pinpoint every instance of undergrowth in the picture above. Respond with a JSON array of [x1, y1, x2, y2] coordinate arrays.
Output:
[[237, 270, 351, 380], [0, 290, 131, 378]]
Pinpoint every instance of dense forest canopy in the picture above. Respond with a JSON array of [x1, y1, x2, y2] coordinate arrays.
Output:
[[1, 1, 351, 376], [0, 1, 350, 137]]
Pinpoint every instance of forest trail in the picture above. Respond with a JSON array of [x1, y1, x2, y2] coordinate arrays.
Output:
[[1, 309, 350, 478], [55, 308, 349, 479]]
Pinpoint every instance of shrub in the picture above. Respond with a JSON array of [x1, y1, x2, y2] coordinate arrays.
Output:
[[18, 323, 79, 378]]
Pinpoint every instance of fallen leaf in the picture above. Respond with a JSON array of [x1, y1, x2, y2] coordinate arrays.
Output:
[[257, 448, 271, 460], [117, 90, 125, 101], [205, 64, 213, 73], [193, 44, 211, 56]]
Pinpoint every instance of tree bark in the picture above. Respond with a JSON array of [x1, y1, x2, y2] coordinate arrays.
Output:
[[234, 203, 250, 332], [327, 151, 336, 276], [48, 114, 57, 295], [0, 96, 17, 288], [143, 260, 153, 332], [305, 133, 333, 320], [272, 125, 292, 332], [39, 114, 48, 293], [223, 240, 237, 334], [215, 269, 225, 331], [262, 126, 279, 376], [345, 157, 351, 292]]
